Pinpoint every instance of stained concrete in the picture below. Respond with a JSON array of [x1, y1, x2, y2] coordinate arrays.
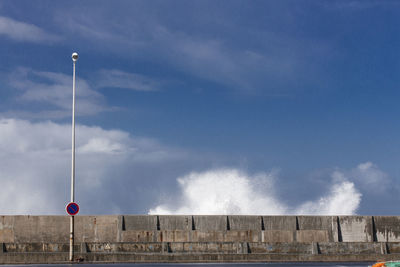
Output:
[[262, 216, 296, 230], [123, 215, 157, 231], [339, 216, 373, 242], [228, 216, 261, 230], [159, 216, 192, 231], [193, 216, 227, 231], [2, 215, 400, 264], [374, 216, 400, 242]]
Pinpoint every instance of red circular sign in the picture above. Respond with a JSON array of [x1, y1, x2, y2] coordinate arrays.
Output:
[[66, 202, 79, 216]]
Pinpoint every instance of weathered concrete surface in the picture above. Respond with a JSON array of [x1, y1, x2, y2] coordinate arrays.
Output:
[[124, 215, 157, 230], [75, 216, 119, 242], [262, 230, 293, 242], [339, 216, 373, 242], [297, 216, 336, 242], [193, 216, 227, 231], [0, 215, 395, 244], [262, 216, 296, 230], [374, 216, 400, 242], [0, 241, 393, 254], [296, 230, 329, 243], [11, 216, 69, 243], [159, 215, 192, 230], [228, 216, 261, 230], [2, 215, 400, 264], [1, 251, 399, 264]]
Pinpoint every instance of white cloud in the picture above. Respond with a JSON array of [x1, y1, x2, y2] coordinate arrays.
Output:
[[0, 117, 388, 216], [96, 69, 160, 91], [149, 168, 362, 215], [351, 162, 389, 193], [0, 16, 59, 43], [0, 118, 185, 214], [8, 68, 106, 118]]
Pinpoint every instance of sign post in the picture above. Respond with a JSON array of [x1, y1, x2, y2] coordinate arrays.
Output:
[[69, 52, 79, 262]]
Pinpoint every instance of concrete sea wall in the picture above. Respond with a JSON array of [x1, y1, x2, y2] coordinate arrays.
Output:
[[1, 215, 400, 263]]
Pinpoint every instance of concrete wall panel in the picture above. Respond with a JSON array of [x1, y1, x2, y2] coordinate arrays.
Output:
[[0, 229, 14, 242], [297, 216, 331, 230], [92, 216, 118, 242], [74, 216, 96, 242], [159, 230, 190, 242], [124, 215, 157, 230], [388, 242, 400, 253], [374, 216, 400, 242], [318, 242, 381, 254], [13, 216, 69, 243], [262, 216, 296, 230], [297, 216, 335, 242], [5, 215, 400, 246], [249, 242, 311, 254], [339, 216, 373, 242], [193, 216, 227, 231], [190, 230, 224, 242], [224, 230, 260, 242], [0, 216, 15, 242], [228, 216, 261, 230], [159, 216, 192, 230], [262, 230, 293, 242], [74, 216, 119, 242], [121, 231, 156, 242], [296, 230, 329, 243]]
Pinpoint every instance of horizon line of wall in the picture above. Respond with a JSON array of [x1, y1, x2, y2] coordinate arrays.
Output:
[[1, 215, 400, 243]]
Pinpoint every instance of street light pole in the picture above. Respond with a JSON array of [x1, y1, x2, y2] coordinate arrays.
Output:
[[70, 52, 78, 262]]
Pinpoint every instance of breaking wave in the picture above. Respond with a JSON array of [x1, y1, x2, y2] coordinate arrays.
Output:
[[148, 168, 362, 215]]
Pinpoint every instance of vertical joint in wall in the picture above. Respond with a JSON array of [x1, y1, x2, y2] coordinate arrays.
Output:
[[337, 216, 343, 242], [191, 216, 195, 230], [118, 215, 125, 231], [261, 216, 265, 231], [156, 215, 160, 231], [246, 242, 251, 254], [372, 216, 378, 242], [381, 242, 388, 254], [312, 242, 320, 255], [117, 215, 125, 242], [227, 216, 230, 231]]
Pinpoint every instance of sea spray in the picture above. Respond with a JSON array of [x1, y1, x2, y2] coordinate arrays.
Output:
[[149, 168, 361, 215]]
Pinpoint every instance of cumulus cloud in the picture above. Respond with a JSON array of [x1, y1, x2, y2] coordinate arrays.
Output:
[[0, 118, 186, 214], [0, 118, 389, 216], [0, 16, 59, 43], [351, 161, 389, 193], [149, 168, 363, 215]]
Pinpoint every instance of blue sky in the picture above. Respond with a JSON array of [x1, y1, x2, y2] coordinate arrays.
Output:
[[0, 0, 399, 215]]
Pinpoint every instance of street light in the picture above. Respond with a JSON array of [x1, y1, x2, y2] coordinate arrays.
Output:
[[70, 52, 78, 261]]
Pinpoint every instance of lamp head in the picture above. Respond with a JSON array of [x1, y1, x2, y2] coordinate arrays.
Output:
[[72, 52, 79, 62]]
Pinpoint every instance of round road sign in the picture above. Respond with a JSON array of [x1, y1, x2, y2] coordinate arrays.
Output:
[[66, 202, 79, 216]]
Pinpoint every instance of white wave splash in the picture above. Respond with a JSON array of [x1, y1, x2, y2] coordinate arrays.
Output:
[[295, 180, 361, 215], [149, 168, 362, 215]]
